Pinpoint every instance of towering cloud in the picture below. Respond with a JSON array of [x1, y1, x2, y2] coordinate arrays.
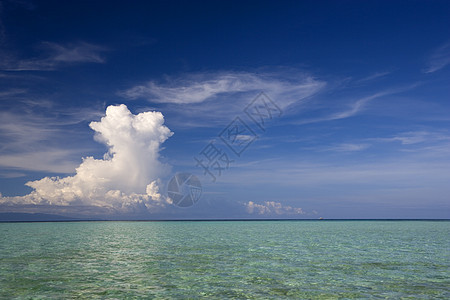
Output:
[[0, 104, 173, 213]]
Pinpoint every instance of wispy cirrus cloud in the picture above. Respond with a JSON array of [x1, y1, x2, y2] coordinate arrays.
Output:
[[121, 72, 262, 104], [293, 92, 384, 125], [294, 84, 419, 125], [0, 101, 104, 174], [120, 70, 326, 127], [424, 42, 450, 73], [121, 70, 325, 105], [0, 41, 108, 71]]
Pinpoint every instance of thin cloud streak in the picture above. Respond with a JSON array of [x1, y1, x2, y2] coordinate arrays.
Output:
[[216, 158, 450, 193], [0, 150, 81, 173], [1, 41, 108, 71], [0, 171, 26, 179], [424, 42, 450, 73], [355, 71, 391, 83], [0, 88, 27, 97], [294, 84, 419, 125], [324, 143, 370, 152], [370, 131, 450, 145]]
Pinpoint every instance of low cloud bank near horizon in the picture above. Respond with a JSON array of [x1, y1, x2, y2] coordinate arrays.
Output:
[[0, 104, 173, 214], [245, 201, 305, 216], [0, 103, 310, 219]]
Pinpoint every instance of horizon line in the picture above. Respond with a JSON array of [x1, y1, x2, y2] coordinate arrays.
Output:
[[1, 218, 449, 223]]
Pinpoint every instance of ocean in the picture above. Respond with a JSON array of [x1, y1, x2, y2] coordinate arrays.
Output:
[[0, 221, 449, 299]]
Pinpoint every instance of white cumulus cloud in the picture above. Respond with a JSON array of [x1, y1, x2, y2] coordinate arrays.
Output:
[[0, 104, 173, 213]]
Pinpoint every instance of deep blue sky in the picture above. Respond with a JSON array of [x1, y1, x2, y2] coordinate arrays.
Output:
[[0, 0, 449, 219]]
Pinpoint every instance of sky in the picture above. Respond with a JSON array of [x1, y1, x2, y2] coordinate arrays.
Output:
[[0, 0, 449, 219]]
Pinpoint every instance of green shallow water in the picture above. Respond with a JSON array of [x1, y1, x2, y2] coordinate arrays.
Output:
[[0, 221, 449, 299]]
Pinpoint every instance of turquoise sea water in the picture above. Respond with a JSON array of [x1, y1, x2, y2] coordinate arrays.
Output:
[[0, 221, 449, 299]]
